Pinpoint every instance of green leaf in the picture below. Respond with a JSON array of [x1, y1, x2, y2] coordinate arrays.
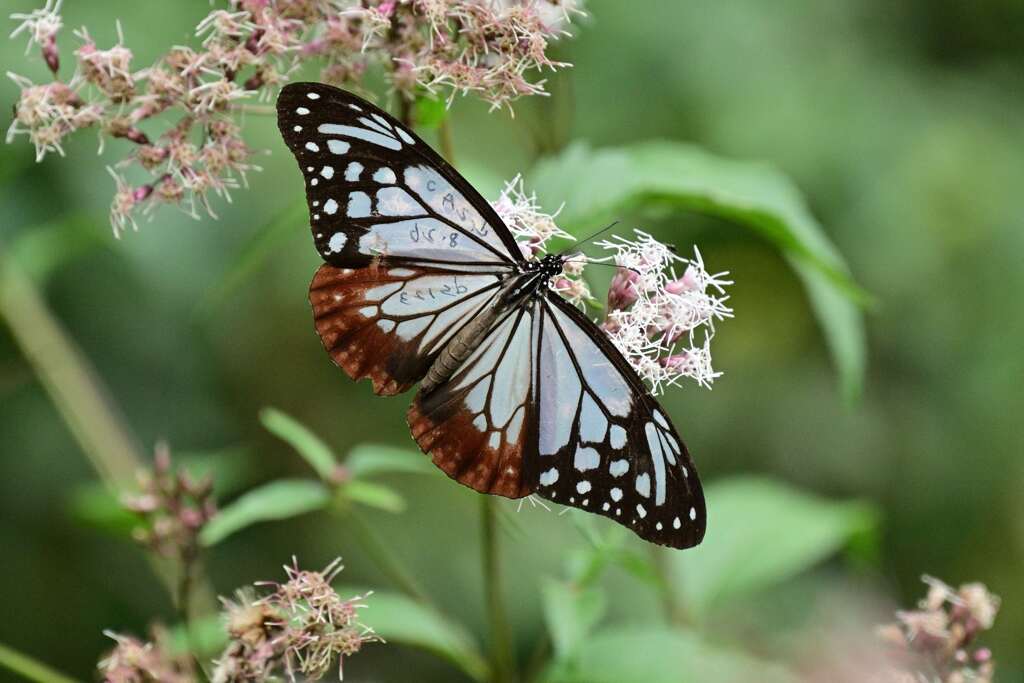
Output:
[[65, 483, 137, 538], [168, 614, 229, 658], [9, 214, 109, 283], [339, 480, 406, 514], [541, 578, 607, 662], [259, 407, 339, 482], [200, 479, 331, 546], [543, 627, 798, 683], [673, 477, 878, 617], [414, 94, 449, 130], [345, 443, 434, 478], [337, 586, 489, 682], [530, 141, 869, 401]]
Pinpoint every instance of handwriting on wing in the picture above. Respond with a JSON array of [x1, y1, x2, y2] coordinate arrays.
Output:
[[398, 276, 469, 305]]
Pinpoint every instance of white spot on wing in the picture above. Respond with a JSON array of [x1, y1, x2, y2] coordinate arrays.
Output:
[[327, 139, 350, 155], [321, 166, 334, 179], [296, 106, 309, 115], [397, 127, 415, 145], [539, 468, 559, 486], [305, 141, 319, 152], [609, 459, 628, 477], [373, 167, 397, 184], [636, 504, 647, 519], [293, 125, 302, 132], [673, 517, 682, 529], [610, 487, 623, 502], [306, 92, 320, 100], [576, 480, 591, 494], [347, 191, 371, 217], [635, 473, 651, 498], [328, 232, 346, 252], [574, 446, 600, 472], [689, 506, 697, 520], [323, 198, 338, 215], [609, 425, 627, 450], [344, 162, 363, 181], [318, 123, 401, 150]]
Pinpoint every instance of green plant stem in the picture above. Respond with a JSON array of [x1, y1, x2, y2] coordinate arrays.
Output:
[[0, 253, 141, 490], [348, 510, 431, 605], [649, 545, 689, 626], [0, 642, 80, 683], [0, 253, 218, 622], [481, 497, 515, 683], [438, 118, 456, 163]]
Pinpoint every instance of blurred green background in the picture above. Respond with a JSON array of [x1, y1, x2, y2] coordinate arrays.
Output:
[[1, 0, 1022, 681]]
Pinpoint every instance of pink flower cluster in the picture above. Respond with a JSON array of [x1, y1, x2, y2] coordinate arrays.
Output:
[[6, 0, 582, 235], [214, 558, 379, 682], [876, 575, 1000, 683]]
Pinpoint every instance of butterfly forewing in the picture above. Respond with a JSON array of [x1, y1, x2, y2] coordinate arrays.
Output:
[[277, 83, 524, 269]]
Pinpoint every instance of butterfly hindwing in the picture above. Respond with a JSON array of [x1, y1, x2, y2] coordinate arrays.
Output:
[[534, 295, 706, 549], [408, 300, 539, 498], [310, 262, 503, 395], [277, 82, 524, 269]]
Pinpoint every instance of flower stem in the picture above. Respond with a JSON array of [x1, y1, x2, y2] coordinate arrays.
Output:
[[0, 642, 80, 683], [438, 117, 456, 163], [649, 545, 689, 626], [347, 510, 432, 605], [0, 253, 140, 490], [481, 496, 516, 683]]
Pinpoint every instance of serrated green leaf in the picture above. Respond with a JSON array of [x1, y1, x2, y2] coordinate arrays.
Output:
[[345, 443, 434, 478], [200, 479, 330, 546], [673, 477, 878, 617], [337, 586, 489, 682], [340, 479, 406, 513], [541, 578, 607, 662], [260, 407, 339, 482], [530, 142, 868, 401], [543, 627, 798, 683]]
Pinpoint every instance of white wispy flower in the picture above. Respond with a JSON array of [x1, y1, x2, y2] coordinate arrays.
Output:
[[597, 231, 733, 393], [9, 0, 62, 53]]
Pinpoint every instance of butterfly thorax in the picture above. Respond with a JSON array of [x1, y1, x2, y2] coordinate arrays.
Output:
[[420, 254, 565, 394]]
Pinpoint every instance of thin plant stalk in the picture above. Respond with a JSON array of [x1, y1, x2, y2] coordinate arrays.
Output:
[[0, 253, 140, 490], [481, 496, 516, 683], [0, 641, 80, 683], [347, 509, 432, 605], [649, 545, 689, 626]]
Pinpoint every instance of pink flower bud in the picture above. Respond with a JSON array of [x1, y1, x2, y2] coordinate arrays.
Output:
[[606, 268, 639, 311], [42, 36, 59, 75], [665, 265, 703, 294], [974, 647, 992, 663]]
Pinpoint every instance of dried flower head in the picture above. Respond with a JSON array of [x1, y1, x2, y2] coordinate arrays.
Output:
[[876, 575, 1000, 683], [7, 1, 583, 235], [213, 558, 380, 682], [122, 441, 217, 563], [98, 627, 195, 683]]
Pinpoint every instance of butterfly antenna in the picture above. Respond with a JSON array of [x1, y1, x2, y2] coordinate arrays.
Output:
[[562, 258, 642, 276], [559, 220, 620, 255]]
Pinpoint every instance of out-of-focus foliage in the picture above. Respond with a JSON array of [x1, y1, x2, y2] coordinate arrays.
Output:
[[1, 0, 1022, 680]]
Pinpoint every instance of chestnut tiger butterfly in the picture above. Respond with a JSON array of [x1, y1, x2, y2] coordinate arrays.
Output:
[[276, 83, 705, 548]]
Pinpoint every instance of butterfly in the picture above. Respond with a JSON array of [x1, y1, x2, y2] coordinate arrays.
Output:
[[276, 82, 705, 549]]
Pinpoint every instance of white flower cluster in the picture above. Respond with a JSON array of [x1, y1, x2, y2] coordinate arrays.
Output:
[[490, 175, 594, 306], [597, 232, 733, 393], [491, 176, 733, 392]]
